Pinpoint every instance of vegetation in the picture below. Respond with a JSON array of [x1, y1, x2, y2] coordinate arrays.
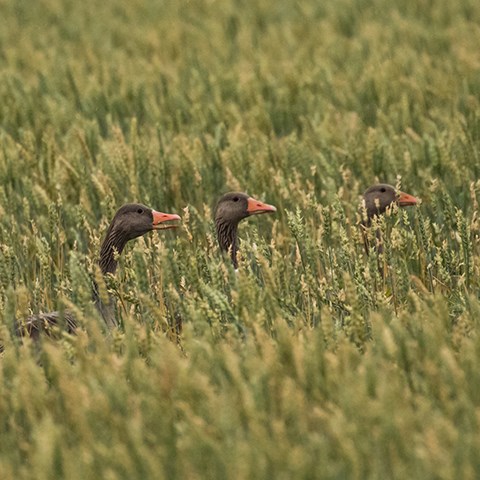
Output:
[[1, 0, 480, 477]]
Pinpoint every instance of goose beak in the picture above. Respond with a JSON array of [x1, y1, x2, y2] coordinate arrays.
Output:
[[247, 197, 277, 215], [397, 191, 419, 207], [152, 211, 181, 230]]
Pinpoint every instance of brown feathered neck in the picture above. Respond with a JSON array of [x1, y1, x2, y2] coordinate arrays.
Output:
[[99, 223, 130, 275], [215, 217, 239, 268]]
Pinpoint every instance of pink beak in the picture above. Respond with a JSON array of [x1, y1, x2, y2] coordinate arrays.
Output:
[[397, 191, 418, 207], [152, 210, 181, 229], [246, 197, 277, 215]]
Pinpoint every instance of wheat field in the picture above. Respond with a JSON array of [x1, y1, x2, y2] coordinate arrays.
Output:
[[1, 0, 480, 478]]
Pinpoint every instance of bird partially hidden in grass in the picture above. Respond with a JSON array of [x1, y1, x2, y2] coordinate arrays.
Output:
[[360, 183, 419, 256], [215, 192, 277, 268], [14, 203, 181, 341]]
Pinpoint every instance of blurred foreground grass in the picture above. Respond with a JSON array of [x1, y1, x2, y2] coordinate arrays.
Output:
[[1, 0, 480, 478]]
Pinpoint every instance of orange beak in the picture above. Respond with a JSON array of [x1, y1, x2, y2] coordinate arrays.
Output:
[[246, 196, 277, 215], [152, 210, 181, 230], [397, 191, 418, 207]]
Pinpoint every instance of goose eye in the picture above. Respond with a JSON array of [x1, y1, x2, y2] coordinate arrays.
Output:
[[233, 197, 239, 202], [380, 188, 386, 193], [137, 208, 144, 214]]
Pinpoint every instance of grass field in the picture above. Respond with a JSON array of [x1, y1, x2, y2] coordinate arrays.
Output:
[[1, 0, 480, 478]]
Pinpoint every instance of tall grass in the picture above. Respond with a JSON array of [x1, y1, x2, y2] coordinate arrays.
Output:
[[1, 0, 480, 478]]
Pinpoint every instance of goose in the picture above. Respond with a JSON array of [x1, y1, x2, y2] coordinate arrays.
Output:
[[16, 203, 181, 339], [214, 192, 276, 268], [361, 183, 418, 255]]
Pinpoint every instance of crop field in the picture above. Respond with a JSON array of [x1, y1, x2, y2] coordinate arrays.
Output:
[[1, 0, 480, 478]]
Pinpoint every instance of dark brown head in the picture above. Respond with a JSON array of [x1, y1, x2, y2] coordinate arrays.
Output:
[[100, 203, 181, 274], [362, 184, 418, 221], [110, 203, 181, 240], [215, 192, 277, 225], [215, 192, 276, 267]]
